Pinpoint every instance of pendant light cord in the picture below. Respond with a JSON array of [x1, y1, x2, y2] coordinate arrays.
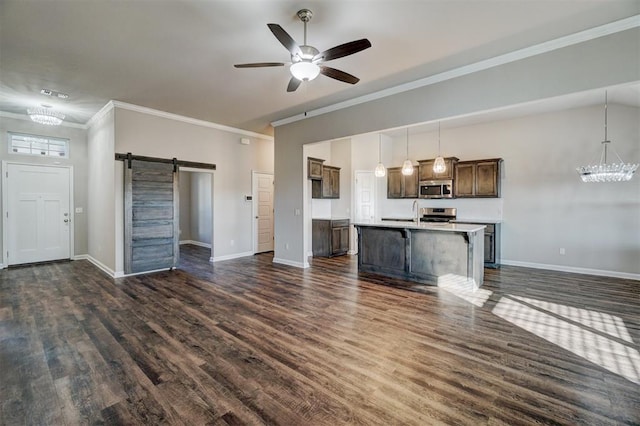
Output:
[[438, 122, 441, 155]]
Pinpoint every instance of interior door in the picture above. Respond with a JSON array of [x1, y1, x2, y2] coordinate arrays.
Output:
[[355, 171, 375, 223], [124, 159, 179, 274], [253, 172, 274, 253], [6, 163, 71, 265]]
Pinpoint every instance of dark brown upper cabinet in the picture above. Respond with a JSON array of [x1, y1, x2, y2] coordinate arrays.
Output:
[[454, 158, 503, 198], [387, 167, 419, 199], [312, 165, 340, 199], [418, 157, 458, 181]]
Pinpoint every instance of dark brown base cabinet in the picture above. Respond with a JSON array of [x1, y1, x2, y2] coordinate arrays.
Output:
[[312, 219, 350, 257], [455, 221, 501, 268]]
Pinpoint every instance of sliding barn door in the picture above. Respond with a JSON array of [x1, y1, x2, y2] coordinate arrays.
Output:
[[124, 160, 179, 274]]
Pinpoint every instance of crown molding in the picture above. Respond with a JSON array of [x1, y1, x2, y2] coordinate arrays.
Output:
[[85, 100, 116, 129], [0, 111, 87, 129], [272, 14, 640, 128], [109, 101, 274, 140]]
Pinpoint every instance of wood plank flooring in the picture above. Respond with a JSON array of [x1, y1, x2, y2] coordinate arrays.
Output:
[[1, 245, 639, 425]]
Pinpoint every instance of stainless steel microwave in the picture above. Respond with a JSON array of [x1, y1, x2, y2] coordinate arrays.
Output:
[[419, 180, 453, 198]]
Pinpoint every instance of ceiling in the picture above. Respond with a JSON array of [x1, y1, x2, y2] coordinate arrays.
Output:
[[1, 1, 639, 135]]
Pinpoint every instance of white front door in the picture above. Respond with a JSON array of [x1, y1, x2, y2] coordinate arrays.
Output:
[[5, 163, 71, 265], [253, 172, 274, 253]]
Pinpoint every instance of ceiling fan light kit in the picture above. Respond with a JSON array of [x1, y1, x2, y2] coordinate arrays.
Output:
[[234, 9, 371, 92]]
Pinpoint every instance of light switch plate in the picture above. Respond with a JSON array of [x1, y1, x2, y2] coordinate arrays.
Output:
[[75, 207, 83, 213]]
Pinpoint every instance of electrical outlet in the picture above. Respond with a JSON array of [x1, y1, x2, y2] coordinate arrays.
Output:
[[559, 248, 566, 255], [230, 240, 235, 246], [285, 243, 290, 250]]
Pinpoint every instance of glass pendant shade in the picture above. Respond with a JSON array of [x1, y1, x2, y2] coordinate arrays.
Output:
[[375, 134, 386, 177], [401, 159, 414, 176], [27, 106, 65, 126], [402, 128, 414, 175], [433, 122, 446, 173], [577, 91, 638, 182], [433, 156, 446, 173], [290, 61, 320, 81]]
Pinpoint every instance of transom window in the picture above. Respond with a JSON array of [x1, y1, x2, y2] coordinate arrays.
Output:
[[8, 132, 69, 158]]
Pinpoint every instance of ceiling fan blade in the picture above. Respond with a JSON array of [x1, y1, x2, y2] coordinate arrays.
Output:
[[320, 66, 360, 84], [234, 62, 286, 68], [287, 77, 302, 92], [313, 39, 371, 62], [267, 23, 302, 57]]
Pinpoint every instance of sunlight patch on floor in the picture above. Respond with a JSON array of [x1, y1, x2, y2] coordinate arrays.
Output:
[[437, 274, 493, 307], [511, 295, 634, 344], [492, 296, 640, 385]]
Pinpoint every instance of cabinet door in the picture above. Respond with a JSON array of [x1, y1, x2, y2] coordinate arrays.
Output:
[[437, 158, 455, 180], [418, 160, 435, 181], [387, 168, 403, 198], [322, 167, 333, 198], [484, 232, 495, 263], [330, 168, 340, 198], [403, 172, 418, 198], [308, 158, 324, 180], [455, 163, 475, 197], [331, 226, 349, 255], [331, 227, 349, 256], [476, 161, 499, 197]]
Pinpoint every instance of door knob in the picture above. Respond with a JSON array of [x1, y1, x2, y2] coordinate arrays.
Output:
[[64, 219, 69, 223]]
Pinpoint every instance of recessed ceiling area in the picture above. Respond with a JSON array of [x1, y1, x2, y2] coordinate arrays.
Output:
[[0, 1, 639, 134]]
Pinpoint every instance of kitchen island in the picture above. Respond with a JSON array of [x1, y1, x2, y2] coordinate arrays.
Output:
[[354, 221, 485, 288]]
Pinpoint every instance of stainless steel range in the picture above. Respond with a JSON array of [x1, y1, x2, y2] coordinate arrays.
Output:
[[419, 207, 457, 223]]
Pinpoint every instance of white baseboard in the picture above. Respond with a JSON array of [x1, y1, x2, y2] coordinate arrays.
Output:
[[179, 240, 212, 249], [82, 255, 118, 278], [273, 257, 309, 269], [500, 259, 640, 281], [212, 251, 253, 262], [0, 263, 5, 269], [348, 249, 357, 255]]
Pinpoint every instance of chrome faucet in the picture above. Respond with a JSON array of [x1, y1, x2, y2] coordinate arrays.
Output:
[[412, 200, 419, 223]]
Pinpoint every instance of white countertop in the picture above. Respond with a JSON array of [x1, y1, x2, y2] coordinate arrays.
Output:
[[354, 221, 485, 233], [453, 218, 503, 224]]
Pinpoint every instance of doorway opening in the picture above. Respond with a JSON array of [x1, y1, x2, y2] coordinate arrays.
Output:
[[178, 168, 214, 267]]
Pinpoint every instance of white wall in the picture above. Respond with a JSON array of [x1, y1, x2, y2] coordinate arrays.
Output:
[[87, 108, 116, 272], [0, 116, 89, 263], [113, 106, 273, 271]]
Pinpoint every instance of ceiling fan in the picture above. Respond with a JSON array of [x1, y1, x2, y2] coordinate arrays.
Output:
[[234, 9, 371, 92]]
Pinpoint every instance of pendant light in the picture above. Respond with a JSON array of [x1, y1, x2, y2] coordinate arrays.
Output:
[[374, 134, 386, 177], [433, 122, 446, 173], [401, 128, 414, 176], [576, 91, 638, 182]]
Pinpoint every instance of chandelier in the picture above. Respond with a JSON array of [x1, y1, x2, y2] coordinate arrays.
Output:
[[576, 91, 637, 182], [27, 105, 65, 126]]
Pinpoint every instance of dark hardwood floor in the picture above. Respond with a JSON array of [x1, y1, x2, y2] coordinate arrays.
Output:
[[1, 245, 639, 425]]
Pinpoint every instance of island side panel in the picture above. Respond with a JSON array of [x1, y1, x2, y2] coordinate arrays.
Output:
[[409, 230, 468, 281], [357, 226, 407, 276]]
